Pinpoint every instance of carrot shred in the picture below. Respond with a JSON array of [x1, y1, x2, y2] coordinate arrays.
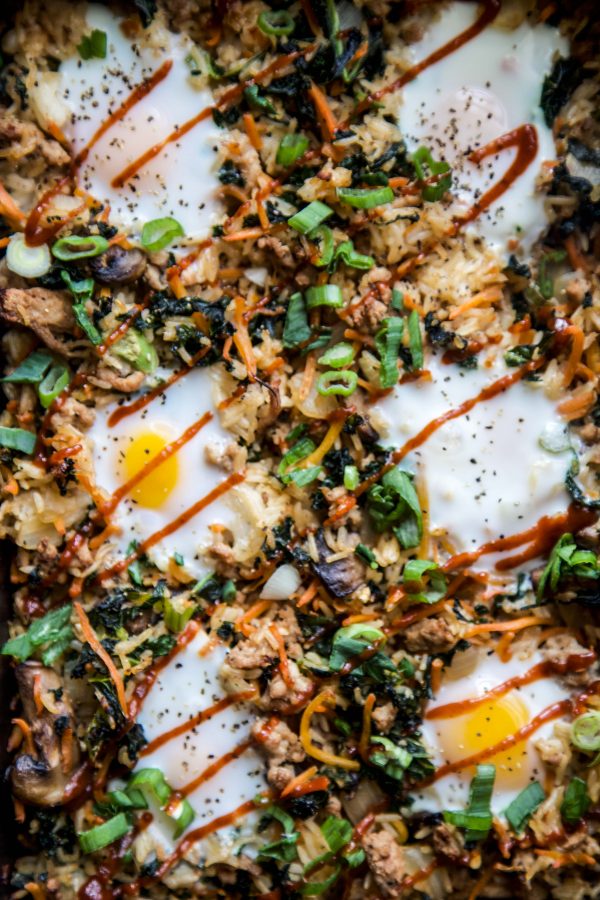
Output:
[[387, 597, 451, 633], [269, 623, 294, 689], [280, 765, 318, 798], [32, 674, 44, 715], [430, 658, 444, 694], [168, 272, 187, 300], [324, 494, 357, 525], [256, 197, 270, 231], [359, 693, 376, 761], [308, 82, 338, 142], [74, 602, 129, 718], [495, 630, 515, 662], [449, 286, 503, 321], [300, 690, 360, 770], [0, 180, 26, 229], [557, 384, 596, 420], [296, 579, 319, 609], [4, 476, 19, 496], [236, 598, 272, 635], [232, 295, 257, 381], [562, 325, 585, 387], [24, 883, 47, 900], [243, 112, 263, 150], [342, 612, 380, 627], [464, 615, 554, 638]]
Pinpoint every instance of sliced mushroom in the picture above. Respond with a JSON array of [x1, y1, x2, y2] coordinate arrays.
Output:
[[89, 245, 146, 285], [312, 530, 365, 599], [10, 661, 80, 807]]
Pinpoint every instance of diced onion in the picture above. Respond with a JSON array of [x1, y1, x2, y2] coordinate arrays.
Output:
[[260, 564, 301, 600], [6, 233, 51, 279], [245, 266, 268, 286]]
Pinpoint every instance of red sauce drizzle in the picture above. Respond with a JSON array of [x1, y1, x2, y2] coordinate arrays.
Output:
[[426, 652, 597, 721], [100, 411, 213, 518], [421, 681, 600, 786], [454, 124, 539, 229], [443, 503, 597, 574], [353, 0, 501, 115], [169, 737, 254, 806], [97, 470, 244, 583], [128, 620, 200, 718], [141, 691, 255, 756]]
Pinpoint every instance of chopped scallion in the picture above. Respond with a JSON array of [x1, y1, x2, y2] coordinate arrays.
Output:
[[38, 361, 70, 408], [334, 240, 374, 270], [343, 465, 359, 491], [6, 233, 51, 278], [78, 813, 130, 854], [411, 146, 452, 202], [73, 304, 102, 345], [311, 224, 334, 268], [374, 317, 404, 389], [288, 201, 333, 235], [283, 292, 311, 348], [571, 710, 600, 753], [257, 10, 295, 36], [317, 369, 358, 397], [336, 186, 394, 209], [444, 764, 495, 841], [277, 133, 309, 166], [141, 216, 184, 252], [504, 781, 545, 833], [164, 596, 196, 633], [317, 342, 354, 369], [407, 309, 423, 370], [1, 350, 53, 384], [0, 426, 36, 455], [306, 284, 343, 309], [52, 234, 109, 261], [560, 777, 590, 825]]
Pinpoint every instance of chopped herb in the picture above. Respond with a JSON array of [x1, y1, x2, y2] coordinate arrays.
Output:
[[403, 559, 447, 604], [374, 317, 404, 388], [329, 622, 385, 672], [411, 146, 452, 201], [444, 765, 495, 841], [561, 777, 590, 825], [367, 467, 422, 549], [77, 29, 107, 60], [1, 603, 73, 663], [504, 782, 545, 833], [0, 426, 37, 455], [537, 533, 600, 600]]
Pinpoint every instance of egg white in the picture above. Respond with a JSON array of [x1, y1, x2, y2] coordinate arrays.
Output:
[[55, 3, 221, 244], [375, 351, 572, 564], [399, 2, 568, 257], [413, 646, 569, 817], [87, 366, 242, 579]]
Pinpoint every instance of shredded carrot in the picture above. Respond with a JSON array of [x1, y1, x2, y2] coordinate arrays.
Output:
[[11, 718, 35, 755], [256, 197, 270, 231], [324, 494, 357, 525], [280, 765, 318, 798], [217, 267, 244, 280], [296, 579, 319, 609], [235, 598, 272, 634], [74, 602, 129, 718], [300, 690, 360, 770], [4, 476, 19, 496], [13, 798, 25, 824], [557, 385, 596, 420], [464, 615, 554, 639], [222, 334, 233, 363], [359, 693, 376, 761], [0, 180, 26, 229], [385, 585, 405, 613], [467, 868, 493, 900], [395, 252, 426, 279], [449, 286, 503, 321], [343, 327, 375, 346], [299, 352, 316, 401], [562, 325, 585, 387], [32, 674, 44, 715], [495, 630, 515, 662], [263, 356, 285, 375], [243, 112, 263, 151], [430, 658, 444, 694], [304, 419, 344, 466], [222, 226, 264, 242], [24, 883, 46, 900], [287, 775, 330, 797], [342, 612, 380, 627], [0, 235, 10, 249], [168, 272, 187, 300], [269, 623, 294, 689], [401, 293, 424, 315], [69, 577, 83, 599], [564, 235, 589, 273], [387, 597, 450, 633], [308, 82, 338, 142], [232, 295, 257, 381]]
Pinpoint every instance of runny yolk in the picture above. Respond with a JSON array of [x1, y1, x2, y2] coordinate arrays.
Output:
[[122, 430, 178, 509], [439, 692, 530, 787]]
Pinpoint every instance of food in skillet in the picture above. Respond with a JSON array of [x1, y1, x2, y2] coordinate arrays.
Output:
[[0, 0, 599, 897]]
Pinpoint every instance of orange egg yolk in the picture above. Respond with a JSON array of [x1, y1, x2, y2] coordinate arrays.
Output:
[[438, 692, 531, 787], [122, 430, 178, 509]]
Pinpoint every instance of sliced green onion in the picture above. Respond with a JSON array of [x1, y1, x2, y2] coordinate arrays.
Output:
[[444, 764, 495, 841], [538, 249, 566, 300], [257, 10, 294, 36], [336, 186, 394, 209], [73, 304, 102, 345], [329, 622, 386, 672], [6, 233, 52, 278], [112, 330, 158, 374], [77, 29, 108, 60], [221, 579, 237, 602], [244, 84, 277, 115], [571, 710, 600, 752], [1, 350, 53, 384], [140, 216, 184, 252], [375, 317, 404, 389], [52, 234, 109, 261], [170, 797, 196, 837], [317, 369, 357, 397], [61, 270, 95, 302], [276, 133, 309, 166], [407, 309, 423, 370], [78, 813, 130, 854], [334, 240, 374, 270], [278, 437, 315, 483], [311, 225, 334, 267], [287, 465, 322, 487], [403, 558, 446, 604], [0, 426, 36, 455], [283, 292, 311, 348], [107, 788, 148, 810], [306, 284, 343, 309], [2, 603, 72, 662], [38, 361, 70, 408], [299, 864, 342, 895], [288, 201, 333, 235], [504, 781, 545, 833], [318, 342, 354, 369], [561, 777, 590, 825], [411, 146, 452, 202], [164, 595, 195, 633], [369, 736, 412, 780], [391, 288, 403, 311], [127, 768, 171, 805], [343, 464, 359, 491], [355, 543, 378, 569]]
